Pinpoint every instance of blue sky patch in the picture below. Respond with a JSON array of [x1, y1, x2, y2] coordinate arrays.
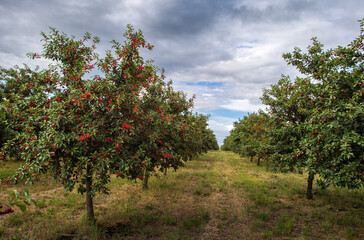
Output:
[[184, 81, 224, 87], [202, 108, 248, 120]]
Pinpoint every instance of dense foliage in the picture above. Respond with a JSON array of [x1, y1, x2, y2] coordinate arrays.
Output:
[[221, 111, 270, 168]]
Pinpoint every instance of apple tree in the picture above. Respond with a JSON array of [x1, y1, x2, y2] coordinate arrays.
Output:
[[221, 119, 245, 154], [0, 25, 181, 222], [282, 19, 364, 192], [262, 19, 364, 199]]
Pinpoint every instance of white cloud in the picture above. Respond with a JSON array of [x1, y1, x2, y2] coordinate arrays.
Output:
[[208, 117, 236, 145], [221, 99, 264, 112]]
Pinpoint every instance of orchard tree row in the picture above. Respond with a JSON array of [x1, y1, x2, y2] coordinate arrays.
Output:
[[222, 19, 364, 199], [221, 110, 270, 170], [0, 25, 218, 223]]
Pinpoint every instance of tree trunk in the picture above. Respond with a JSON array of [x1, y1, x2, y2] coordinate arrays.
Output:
[[164, 168, 167, 176], [265, 158, 269, 172], [86, 165, 95, 224], [306, 174, 314, 200], [143, 172, 149, 190], [257, 156, 261, 166], [250, 156, 253, 162]]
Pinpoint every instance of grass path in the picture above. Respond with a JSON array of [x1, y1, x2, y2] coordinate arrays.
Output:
[[0, 151, 363, 239]]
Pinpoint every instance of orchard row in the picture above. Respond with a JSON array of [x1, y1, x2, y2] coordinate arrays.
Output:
[[0, 25, 218, 221], [222, 19, 364, 199]]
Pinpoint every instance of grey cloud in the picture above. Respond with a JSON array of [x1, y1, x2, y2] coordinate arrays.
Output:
[[0, 0, 120, 58], [138, 0, 236, 71], [231, 0, 318, 23], [146, 0, 231, 38]]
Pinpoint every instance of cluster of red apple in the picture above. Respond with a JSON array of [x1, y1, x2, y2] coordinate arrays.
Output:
[[0, 205, 14, 215]]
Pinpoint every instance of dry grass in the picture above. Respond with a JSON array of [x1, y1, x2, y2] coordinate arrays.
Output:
[[0, 151, 363, 239]]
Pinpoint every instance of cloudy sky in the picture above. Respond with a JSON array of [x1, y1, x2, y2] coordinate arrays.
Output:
[[1, 0, 363, 145]]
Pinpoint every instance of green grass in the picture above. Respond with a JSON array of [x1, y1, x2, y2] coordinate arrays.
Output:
[[247, 207, 271, 221], [274, 214, 295, 235], [163, 215, 177, 225], [7, 214, 23, 227], [0, 159, 24, 180], [0, 150, 363, 239], [183, 209, 210, 230]]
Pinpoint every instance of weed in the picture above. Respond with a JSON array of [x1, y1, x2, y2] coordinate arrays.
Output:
[[217, 179, 228, 192], [274, 214, 295, 235], [194, 188, 203, 195], [346, 226, 355, 239], [46, 206, 55, 217], [145, 203, 155, 211], [218, 208, 228, 220], [10, 232, 27, 240], [36, 198, 47, 209], [200, 209, 210, 222], [164, 215, 177, 225], [203, 191, 211, 196], [130, 212, 159, 226], [248, 208, 271, 221], [311, 209, 324, 220], [183, 217, 200, 230], [183, 209, 210, 230], [0, 226, 5, 236], [261, 231, 273, 239], [201, 180, 212, 188], [77, 221, 106, 240], [248, 192, 269, 206], [251, 219, 264, 231], [8, 214, 23, 227]]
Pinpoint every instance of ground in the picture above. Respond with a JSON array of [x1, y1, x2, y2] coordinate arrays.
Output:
[[0, 151, 363, 239]]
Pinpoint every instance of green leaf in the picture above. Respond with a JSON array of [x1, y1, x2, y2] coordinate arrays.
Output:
[[0, 108, 5, 119], [25, 199, 31, 205], [31, 199, 37, 206], [16, 204, 27, 213], [23, 188, 30, 197], [13, 189, 20, 199]]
